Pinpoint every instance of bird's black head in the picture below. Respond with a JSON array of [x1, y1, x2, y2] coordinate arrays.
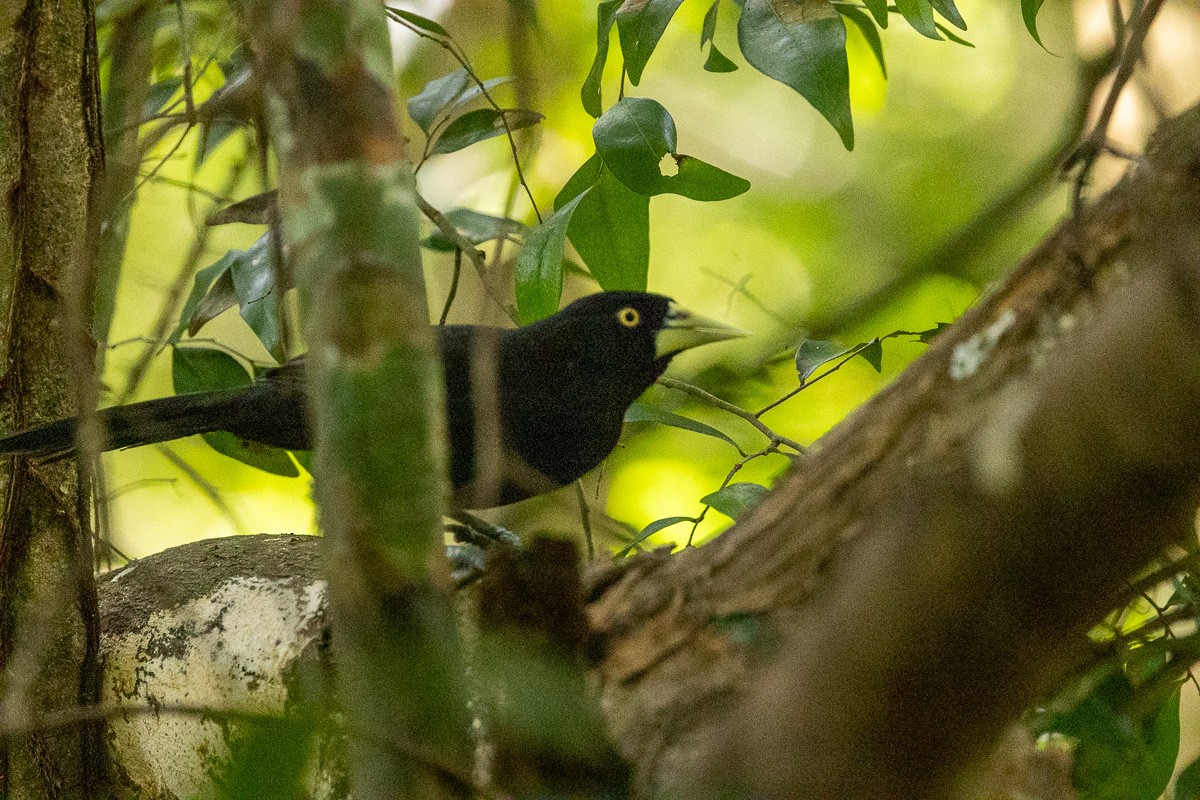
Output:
[[519, 291, 746, 403]]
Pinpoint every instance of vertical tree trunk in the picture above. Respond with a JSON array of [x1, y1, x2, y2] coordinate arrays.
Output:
[[0, 0, 105, 794]]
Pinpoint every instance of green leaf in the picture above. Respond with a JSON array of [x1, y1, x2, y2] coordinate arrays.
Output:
[[196, 118, 242, 166], [174, 257, 235, 342], [916, 322, 950, 343], [1176, 755, 1200, 800], [928, 0, 965, 29], [935, 22, 973, 46], [228, 235, 284, 363], [556, 153, 605, 209], [837, 6, 885, 78], [737, 0, 853, 149], [1036, 674, 1180, 800], [794, 339, 853, 382], [858, 339, 883, 372], [515, 192, 588, 323], [894, 0, 941, 39], [592, 98, 750, 199], [702, 482, 769, 519], [615, 515, 693, 556], [430, 108, 542, 155], [1020, 0, 1048, 49], [701, 0, 739, 72], [422, 209, 525, 251], [171, 348, 299, 478], [583, 0, 623, 117], [143, 75, 183, 118], [861, 0, 888, 27], [567, 165, 649, 291], [625, 401, 743, 452], [386, 7, 449, 36], [615, 0, 685, 86], [408, 69, 471, 134]]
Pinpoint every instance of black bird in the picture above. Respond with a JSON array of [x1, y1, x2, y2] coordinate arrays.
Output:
[[0, 291, 745, 508]]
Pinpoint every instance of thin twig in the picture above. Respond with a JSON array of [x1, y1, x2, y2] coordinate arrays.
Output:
[[657, 377, 805, 454], [438, 248, 463, 325], [1065, 0, 1166, 214], [416, 193, 519, 324]]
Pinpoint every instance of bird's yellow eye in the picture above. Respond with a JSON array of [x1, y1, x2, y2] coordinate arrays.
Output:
[[617, 307, 640, 327]]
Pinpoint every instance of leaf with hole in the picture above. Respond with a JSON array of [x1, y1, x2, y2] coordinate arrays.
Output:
[[737, 0, 853, 149], [592, 98, 749, 199]]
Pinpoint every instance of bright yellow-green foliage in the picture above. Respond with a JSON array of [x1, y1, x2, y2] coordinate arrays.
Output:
[[100, 0, 1078, 557]]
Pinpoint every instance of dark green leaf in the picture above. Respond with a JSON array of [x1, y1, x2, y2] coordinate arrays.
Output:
[[916, 322, 950, 343], [172, 348, 299, 478], [701, 0, 739, 72], [422, 209, 525, 251], [430, 108, 542, 155], [1176, 755, 1200, 800], [1020, 0, 1047, 49], [1036, 674, 1180, 800], [229, 235, 284, 362], [928, 0, 965, 29], [935, 22, 973, 46], [795, 339, 853, 382], [172, 347, 252, 395], [615, 0, 685, 86], [837, 6, 885, 78], [704, 43, 739, 72], [516, 192, 588, 323], [625, 402, 742, 452], [174, 257, 235, 342], [857, 339, 883, 372], [386, 7, 449, 36], [616, 516, 692, 556], [583, 0, 623, 117], [737, 0, 853, 149], [702, 482, 769, 519], [592, 98, 750, 199], [555, 153, 605, 209], [861, 0, 888, 27], [408, 69, 471, 134], [568, 166, 649, 291], [593, 97, 676, 192], [670, 155, 751, 200], [143, 76, 183, 118], [185, 269, 238, 338], [894, 0, 941, 39]]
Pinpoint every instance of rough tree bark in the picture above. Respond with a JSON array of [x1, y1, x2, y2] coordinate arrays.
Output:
[[81, 100, 1200, 799], [0, 0, 105, 795]]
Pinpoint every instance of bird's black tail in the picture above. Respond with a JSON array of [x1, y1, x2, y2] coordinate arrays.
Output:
[[0, 389, 246, 460]]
